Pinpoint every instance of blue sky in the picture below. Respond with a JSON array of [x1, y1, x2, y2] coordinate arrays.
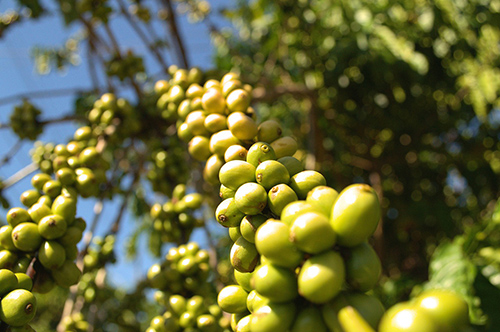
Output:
[[0, 0, 232, 289]]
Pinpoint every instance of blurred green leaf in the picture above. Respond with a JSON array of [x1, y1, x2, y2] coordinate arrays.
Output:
[[419, 237, 484, 324], [474, 269, 500, 331]]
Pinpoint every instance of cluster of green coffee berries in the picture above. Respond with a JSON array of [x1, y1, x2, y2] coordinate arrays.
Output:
[[10, 100, 43, 141], [77, 270, 101, 304], [106, 51, 145, 82], [173, 73, 261, 167], [27, 136, 108, 201], [59, 312, 89, 332], [147, 294, 230, 332], [30, 142, 57, 174], [0, 192, 84, 291], [149, 184, 204, 244], [0, 269, 36, 330], [146, 146, 189, 196], [83, 235, 116, 271], [87, 92, 141, 144], [154, 67, 204, 122], [147, 242, 211, 296], [216, 178, 385, 331]]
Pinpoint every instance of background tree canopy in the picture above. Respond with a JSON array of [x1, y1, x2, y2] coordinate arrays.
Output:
[[0, 0, 498, 331]]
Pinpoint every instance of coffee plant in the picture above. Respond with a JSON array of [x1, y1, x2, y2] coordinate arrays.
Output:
[[0, 0, 498, 332]]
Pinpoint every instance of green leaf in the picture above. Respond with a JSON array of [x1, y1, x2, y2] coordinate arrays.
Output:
[[418, 237, 484, 324], [474, 269, 500, 331]]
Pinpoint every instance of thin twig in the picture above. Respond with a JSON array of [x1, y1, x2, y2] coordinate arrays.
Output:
[[79, 199, 105, 261], [161, 0, 189, 68], [116, 0, 169, 74], [0, 139, 22, 168], [0, 114, 84, 131], [0, 88, 92, 107], [109, 170, 141, 234], [2, 162, 39, 189], [87, 40, 101, 94]]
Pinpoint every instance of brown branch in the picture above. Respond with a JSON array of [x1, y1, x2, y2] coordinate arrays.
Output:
[[2, 163, 39, 189], [116, 0, 169, 74], [0, 114, 84, 132], [102, 22, 142, 98], [0, 139, 22, 168], [78, 199, 104, 261], [0, 88, 93, 107], [161, 0, 189, 68], [78, 14, 112, 54], [87, 40, 101, 94]]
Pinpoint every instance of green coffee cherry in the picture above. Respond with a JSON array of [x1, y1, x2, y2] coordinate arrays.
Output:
[[234, 182, 267, 215], [0, 269, 18, 296], [239, 214, 267, 243], [209, 130, 241, 157], [57, 227, 83, 247], [338, 306, 376, 332], [216, 198, 245, 228], [219, 185, 235, 200], [246, 142, 276, 167], [321, 291, 385, 331], [270, 136, 298, 159], [188, 136, 212, 161], [250, 302, 296, 332], [291, 306, 329, 332], [255, 160, 290, 190], [27, 202, 52, 224], [218, 285, 248, 314], [0, 225, 17, 251], [204, 154, 224, 186], [219, 160, 256, 190], [330, 184, 380, 247], [234, 269, 254, 292], [344, 242, 381, 292], [12, 223, 42, 252], [251, 263, 298, 303], [290, 212, 336, 254], [51, 260, 81, 288], [230, 237, 259, 273], [38, 214, 68, 240], [277, 156, 304, 177], [306, 186, 339, 217], [6, 208, 31, 228], [0, 250, 18, 269], [254, 219, 302, 269], [257, 120, 282, 143], [169, 295, 187, 316], [226, 89, 251, 113], [31, 173, 52, 192], [20, 190, 40, 208], [229, 226, 242, 242], [202, 88, 226, 114], [38, 240, 66, 270], [280, 200, 322, 226], [15, 273, 33, 291], [227, 112, 258, 141], [204, 113, 227, 133], [267, 184, 298, 216], [224, 144, 248, 162], [298, 249, 345, 304], [0, 289, 37, 327], [246, 290, 268, 314], [289, 170, 327, 200]]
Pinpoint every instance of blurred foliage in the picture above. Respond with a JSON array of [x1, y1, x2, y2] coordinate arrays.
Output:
[[214, 0, 500, 287]]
